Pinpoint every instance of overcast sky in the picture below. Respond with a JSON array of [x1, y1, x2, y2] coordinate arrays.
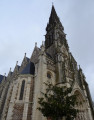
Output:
[[0, 0, 94, 100]]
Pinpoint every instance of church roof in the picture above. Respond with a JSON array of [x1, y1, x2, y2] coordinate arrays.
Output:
[[21, 62, 35, 75], [0, 75, 4, 83]]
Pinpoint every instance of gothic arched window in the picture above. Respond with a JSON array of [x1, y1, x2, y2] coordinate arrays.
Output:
[[19, 80, 25, 100]]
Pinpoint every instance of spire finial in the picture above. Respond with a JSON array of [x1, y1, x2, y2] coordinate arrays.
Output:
[[10, 67, 11, 72], [16, 61, 18, 66], [52, 2, 54, 6], [35, 42, 37, 47], [24, 53, 26, 57]]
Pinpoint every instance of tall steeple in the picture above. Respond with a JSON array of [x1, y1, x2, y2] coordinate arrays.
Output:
[[45, 5, 68, 50], [46, 5, 64, 32]]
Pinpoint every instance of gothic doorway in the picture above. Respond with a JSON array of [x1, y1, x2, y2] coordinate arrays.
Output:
[[74, 90, 89, 120]]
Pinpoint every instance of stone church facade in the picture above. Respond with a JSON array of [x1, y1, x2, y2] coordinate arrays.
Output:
[[0, 5, 94, 120]]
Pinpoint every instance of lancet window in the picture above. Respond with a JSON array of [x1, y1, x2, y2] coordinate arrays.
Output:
[[19, 80, 25, 100]]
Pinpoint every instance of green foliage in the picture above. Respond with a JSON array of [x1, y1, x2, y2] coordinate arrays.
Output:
[[37, 82, 78, 120]]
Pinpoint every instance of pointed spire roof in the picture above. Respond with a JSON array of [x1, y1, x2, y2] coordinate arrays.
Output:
[[7, 67, 13, 77], [46, 5, 64, 31], [49, 5, 59, 23], [45, 5, 69, 51]]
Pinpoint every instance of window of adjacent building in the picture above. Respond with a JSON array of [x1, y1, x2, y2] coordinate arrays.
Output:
[[19, 80, 25, 100]]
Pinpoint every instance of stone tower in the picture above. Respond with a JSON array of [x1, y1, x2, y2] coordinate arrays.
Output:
[[0, 5, 94, 120]]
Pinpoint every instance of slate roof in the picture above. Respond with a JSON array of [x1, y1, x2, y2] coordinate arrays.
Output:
[[0, 75, 4, 83], [21, 62, 35, 75]]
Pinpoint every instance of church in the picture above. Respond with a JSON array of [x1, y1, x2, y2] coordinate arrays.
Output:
[[0, 5, 94, 120]]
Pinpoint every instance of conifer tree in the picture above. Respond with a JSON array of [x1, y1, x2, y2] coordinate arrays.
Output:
[[37, 82, 78, 120]]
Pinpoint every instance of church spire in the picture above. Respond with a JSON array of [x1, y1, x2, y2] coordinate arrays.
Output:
[[45, 5, 66, 49], [46, 5, 64, 32], [49, 5, 59, 23]]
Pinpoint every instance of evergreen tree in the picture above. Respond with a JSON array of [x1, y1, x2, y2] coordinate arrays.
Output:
[[37, 82, 78, 120]]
